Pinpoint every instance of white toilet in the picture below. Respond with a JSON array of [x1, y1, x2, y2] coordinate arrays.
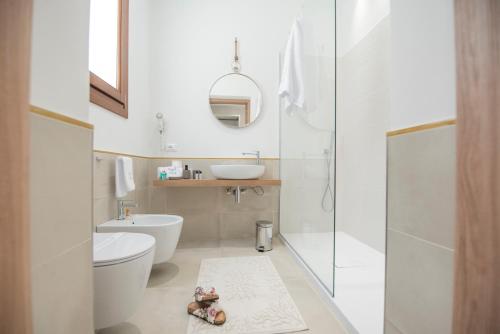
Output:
[[93, 232, 155, 330]]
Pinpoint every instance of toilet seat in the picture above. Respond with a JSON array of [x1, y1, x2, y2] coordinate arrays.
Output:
[[93, 232, 155, 267]]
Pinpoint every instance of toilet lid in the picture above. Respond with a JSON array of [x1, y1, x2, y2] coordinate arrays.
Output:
[[93, 232, 155, 267]]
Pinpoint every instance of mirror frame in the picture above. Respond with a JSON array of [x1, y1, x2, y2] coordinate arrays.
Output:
[[208, 72, 263, 128]]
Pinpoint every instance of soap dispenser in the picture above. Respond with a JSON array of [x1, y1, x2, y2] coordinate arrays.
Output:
[[183, 165, 192, 179]]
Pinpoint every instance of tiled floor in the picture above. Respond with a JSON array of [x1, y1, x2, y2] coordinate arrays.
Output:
[[97, 238, 346, 334]]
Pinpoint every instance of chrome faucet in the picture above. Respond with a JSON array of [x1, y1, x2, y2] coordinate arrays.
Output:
[[117, 200, 137, 220], [242, 150, 261, 165]]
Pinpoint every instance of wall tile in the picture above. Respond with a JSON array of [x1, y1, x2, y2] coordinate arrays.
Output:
[[94, 154, 153, 227], [133, 157, 150, 190], [385, 320, 403, 334], [30, 114, 94, 334], [388, 125, 456, 249], [30, 114, 93, 267], [173, 209, 220, 242], [32, 240, 93, 334], [93, 196, 116, 227], [93, 153, 116, 199], [131, 188, 150, 214], [165, 187, 219, 211], [148, 187, 168, 214], [335, 17, 390, 253], [385, 229, 453, 334], [95, 153, 281, 241], [220, 211, 277, 239]]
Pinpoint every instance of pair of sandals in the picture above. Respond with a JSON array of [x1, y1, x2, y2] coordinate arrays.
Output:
[[187, 287, 227, 326]]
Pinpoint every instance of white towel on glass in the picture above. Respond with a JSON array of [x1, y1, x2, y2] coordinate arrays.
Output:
[[279, 17, 305, 113], [115, 156, 135, 198]]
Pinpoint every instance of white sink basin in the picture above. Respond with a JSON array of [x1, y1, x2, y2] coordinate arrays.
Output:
[[210, 164, 265, 179]]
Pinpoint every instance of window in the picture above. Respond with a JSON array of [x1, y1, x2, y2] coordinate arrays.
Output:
[[89, 0, 129, 118]]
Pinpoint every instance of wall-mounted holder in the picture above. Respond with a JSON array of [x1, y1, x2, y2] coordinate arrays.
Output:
[[225, 186, 265, 204], [156, 112, 168, 151], [226, 186, 246, 203], [232, 37, 241, 73], [156, 112, 165, 135]]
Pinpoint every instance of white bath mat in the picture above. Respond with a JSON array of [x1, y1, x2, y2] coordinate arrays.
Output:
[[187, 256, 308, 334]]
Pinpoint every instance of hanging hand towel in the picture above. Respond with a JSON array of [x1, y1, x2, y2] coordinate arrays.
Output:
[[115, 156, 135, 198], [278, 17, 305, 113]]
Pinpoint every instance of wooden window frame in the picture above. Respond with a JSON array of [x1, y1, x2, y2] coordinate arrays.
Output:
[[89, 0, 129, 118], [209, 97, 251, 124]]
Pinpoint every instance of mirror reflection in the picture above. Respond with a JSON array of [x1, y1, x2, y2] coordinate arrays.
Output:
[[209, 73, 262, 128]]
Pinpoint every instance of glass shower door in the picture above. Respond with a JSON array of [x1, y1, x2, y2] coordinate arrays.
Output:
[[279, 0, 336, 295]]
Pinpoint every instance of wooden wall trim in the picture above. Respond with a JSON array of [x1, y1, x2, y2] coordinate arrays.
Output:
[[153, 179, 281, 187], [0, 0, 33, 333], [30, 106, 94, 130], [93, 149, 280, 161], [453, 0, 500, 333], [387, 119, 456, 137]]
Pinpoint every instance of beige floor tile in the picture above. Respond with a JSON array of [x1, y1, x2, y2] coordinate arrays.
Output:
[[117, 287, 192, 334], [101, 238, 345, 334], [220, 238, 308, 281], [148, 248, 223, 289], [283, 278, 345, 333], [178, 239, 221, 249]]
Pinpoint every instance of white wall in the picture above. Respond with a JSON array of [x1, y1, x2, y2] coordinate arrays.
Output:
[[148, 0, 303, 158], [89, 0, 155, 156], [90, 0, 309, 158], [390, 0, 456, 130], [30, 0, 90, 122], [337, 0, 390, 57]]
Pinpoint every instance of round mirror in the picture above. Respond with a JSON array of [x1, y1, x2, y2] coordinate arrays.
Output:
[[209, 73, 262, 128]]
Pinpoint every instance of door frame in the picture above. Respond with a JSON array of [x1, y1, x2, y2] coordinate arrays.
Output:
[[453, 0, 500, 332], [0, 0, 33, 333]]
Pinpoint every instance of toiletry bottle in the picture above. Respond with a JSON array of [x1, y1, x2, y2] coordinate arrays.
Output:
[[183, 165, 192, 179]]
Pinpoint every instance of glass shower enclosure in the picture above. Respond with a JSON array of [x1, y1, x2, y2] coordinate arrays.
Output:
[[280, 1, 387, 333], [279, 0, 336, 295]]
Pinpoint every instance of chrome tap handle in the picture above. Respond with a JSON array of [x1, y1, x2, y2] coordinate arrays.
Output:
[[117, 200, 138, 220], [242, 150, 261, 165]]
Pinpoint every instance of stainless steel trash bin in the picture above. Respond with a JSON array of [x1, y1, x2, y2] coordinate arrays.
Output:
[[256, 221, 273, 252]]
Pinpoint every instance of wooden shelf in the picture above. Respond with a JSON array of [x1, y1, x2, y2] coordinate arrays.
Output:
[[153, 179, 281, 188]]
